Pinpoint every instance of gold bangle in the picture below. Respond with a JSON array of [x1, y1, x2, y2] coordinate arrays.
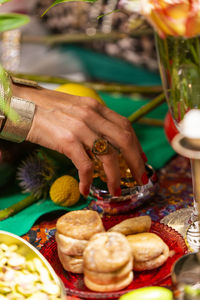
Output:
[[11, 76, 39, 89], [0, 75, 38, 143], [0, 96, 36, 143]]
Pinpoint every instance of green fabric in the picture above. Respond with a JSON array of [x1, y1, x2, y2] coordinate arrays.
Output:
[[0, 185, 91, 236], [0, 47, 175, 236], [60, 45, 161, 86]]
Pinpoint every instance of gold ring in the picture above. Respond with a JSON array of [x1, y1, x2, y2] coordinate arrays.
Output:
[[92, 138, 109, 155]]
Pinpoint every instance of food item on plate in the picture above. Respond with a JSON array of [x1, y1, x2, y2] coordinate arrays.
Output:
[[0, 242, 61, 299], [84, 259, 133, 285], [56, 210, 105, 273], [84, 232, 132, 273], [57, 249, 84, 273], [56, 233, 88, 256], [56, 210, 105, 240], [84, 272, 133, 293], [108, 215, 151, 235], [83, 232, 133, 292], [126, 232, 169, 271]]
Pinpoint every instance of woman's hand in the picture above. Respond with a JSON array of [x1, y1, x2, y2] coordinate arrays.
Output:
[[12, 84, 148, 196]]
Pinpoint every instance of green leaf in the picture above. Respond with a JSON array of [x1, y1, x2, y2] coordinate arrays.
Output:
[[0, 65, 19, 123], [41, 0, 97, 17], [0, 13, 30, 33], [0, 0, 12, 4]]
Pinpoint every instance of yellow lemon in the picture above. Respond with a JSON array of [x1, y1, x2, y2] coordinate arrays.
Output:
[[56, 83, 105, 105], [50, 175, 80, 207]]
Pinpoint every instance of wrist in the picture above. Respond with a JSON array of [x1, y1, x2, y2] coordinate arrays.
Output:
[[11, 80, 42, 103], [11, 81, 55, 108]]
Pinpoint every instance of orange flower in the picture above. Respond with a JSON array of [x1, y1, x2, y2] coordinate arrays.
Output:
[[140, 0, 200, 38]]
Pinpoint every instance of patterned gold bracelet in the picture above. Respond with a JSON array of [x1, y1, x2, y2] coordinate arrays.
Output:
[[0, 96, 36, 143], [0, 76, 38, 143]]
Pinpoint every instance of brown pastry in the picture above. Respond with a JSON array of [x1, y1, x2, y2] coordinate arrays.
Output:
[[84, 232, 132, 273], [56, 210, 105, 274], [57, 249, 83, 273], [84, 272, 133, 292], [126, 232, 169, 271], [108, 215, 151, 235], [83, 232, 133, 292], [55, 232, 88, 256], [56, 210, 105, 240], [84, 259, 133, 285]]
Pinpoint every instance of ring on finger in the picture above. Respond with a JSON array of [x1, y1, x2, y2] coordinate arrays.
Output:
[[92, 138, 109, 156]]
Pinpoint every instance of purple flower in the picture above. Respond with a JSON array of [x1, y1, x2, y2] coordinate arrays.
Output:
[[17, 152, 55, 199]]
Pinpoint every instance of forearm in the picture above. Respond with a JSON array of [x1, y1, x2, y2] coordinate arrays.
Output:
[[11, 81, 75, 110]]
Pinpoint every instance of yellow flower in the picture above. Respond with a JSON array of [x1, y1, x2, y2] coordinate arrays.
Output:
[[140, 0, 200, 38], [55, 83, 105, 106], [50, 175, 80, 207]]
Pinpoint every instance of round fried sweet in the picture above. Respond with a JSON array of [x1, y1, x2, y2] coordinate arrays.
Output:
[[127, 232, 169, 271], [126, 233, 168, 262], [83, 232, 132, 273], [84, 259, 133, 285], [133, 243, 169, 271], [84, 272, 133, 292], [57, 249, 83, 273], [56, 232, 88, 256], [56, 210, 105, 240]]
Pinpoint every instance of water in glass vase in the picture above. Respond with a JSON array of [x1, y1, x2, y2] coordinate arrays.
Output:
[[155, 34, 200, 131], [156, 34, 200, 250]]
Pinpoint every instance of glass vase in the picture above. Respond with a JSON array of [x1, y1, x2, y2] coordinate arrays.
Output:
[[155, 33, 200, 251], [156, 34, 200, 127]]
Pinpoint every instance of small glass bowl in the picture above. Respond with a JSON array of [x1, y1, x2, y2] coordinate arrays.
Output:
[[88, 164, 159, 215]]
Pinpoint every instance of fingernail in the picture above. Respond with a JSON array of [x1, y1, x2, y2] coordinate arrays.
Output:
[[114, 187, 122, 197], [141, 172, 148, 185], [141, 152, 148, 163], [83, 188, 90, 196]]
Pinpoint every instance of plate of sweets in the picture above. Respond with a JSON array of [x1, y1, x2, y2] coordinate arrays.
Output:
[[40, 210, 187, 299]]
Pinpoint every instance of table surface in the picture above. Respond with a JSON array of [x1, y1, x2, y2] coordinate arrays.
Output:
[[22, 154, 192, 299]]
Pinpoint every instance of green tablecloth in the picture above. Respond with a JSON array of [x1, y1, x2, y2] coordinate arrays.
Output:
[[60, 45, 161, 86], [0, 47, 175, 236]]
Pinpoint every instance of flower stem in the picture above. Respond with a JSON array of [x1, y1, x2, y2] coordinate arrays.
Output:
[[0, 194, 39, 221], [11, 73, 162, 95], [18, 31, 153, 45], [136, 117, 164, 127], [128, 93, 165, 123]]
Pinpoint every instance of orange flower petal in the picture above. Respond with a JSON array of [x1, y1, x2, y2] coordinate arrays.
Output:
[[141, 0, 200, 37], [185, 1, 200, 37], [150, 9, 178, 36]]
